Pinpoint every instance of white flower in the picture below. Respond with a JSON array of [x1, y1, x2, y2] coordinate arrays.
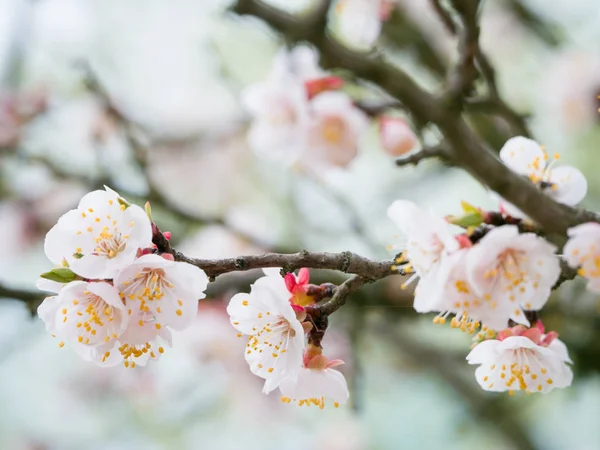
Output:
[[227, 271, 305, 393], [279, 346, 349, 408], [435, 249, 515, 331], [387, 200, 459, 312], [563, 222, 600, 292], [378, 116, 417, 157], [115, 254, 209, 331], [44, 186, 152, 279], [467, 335, 573, 394], [241, 47, 318, 163], [466, 226, 560, 327], [335, 0, 392, 48], [38, 280, 129, 349], [279, 366, 349, 408], [92, 311, 173, 368], [497, 136, 587, 216], [306, 92, 368, 168]]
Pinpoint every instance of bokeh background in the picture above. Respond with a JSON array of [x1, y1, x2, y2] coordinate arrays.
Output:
[[1, 0, 600, 449]]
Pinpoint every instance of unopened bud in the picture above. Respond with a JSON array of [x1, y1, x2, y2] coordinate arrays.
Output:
[[379, 116, 417, 157], [305, 76, 344, 99]]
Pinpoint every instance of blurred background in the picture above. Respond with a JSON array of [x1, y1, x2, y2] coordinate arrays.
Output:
[[0, 0, 599, 449]]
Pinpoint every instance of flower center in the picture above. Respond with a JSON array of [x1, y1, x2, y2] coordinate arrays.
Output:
[[93, 226, 128, 259], [117, 341, 165, 368], [121, 268, 174, 313], [72, 290, 122, 345], [321, 117, 346, 144]]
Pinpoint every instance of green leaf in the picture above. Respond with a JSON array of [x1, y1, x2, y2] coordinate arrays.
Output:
[[460, 201, 478, 214], [40, 267, 78, 283], [448, 212, 484, 228]]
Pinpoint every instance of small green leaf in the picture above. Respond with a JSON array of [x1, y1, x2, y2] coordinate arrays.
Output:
[[448, 212, 484, 228], [40, 267, 78, 283], [145, 201, 153, 221], [72, 252, 83, 259], [460, 201, 478, 214]]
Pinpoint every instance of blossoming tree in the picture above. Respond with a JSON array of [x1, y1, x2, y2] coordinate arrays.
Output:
[[2, 0, 599, 427]]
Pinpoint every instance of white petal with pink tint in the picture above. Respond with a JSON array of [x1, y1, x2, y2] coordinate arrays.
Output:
[[546, 165, 587, 205], [306, 91, 368, 168], [499, 136, 546, 175], [39, 280, 128, 350], [564, 222, 600, 293], [90, 311, 173, 368], [466, 226, 559, 324], [115, 254, 208, 331], [44, 186, 152, 279], [279, 366, 349, 408], [227, 273, 305, 393], [467, 336, 573, 393], [379, 116, 417, 157]]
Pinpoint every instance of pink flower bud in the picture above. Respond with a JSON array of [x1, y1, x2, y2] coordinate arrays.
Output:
[[455, 234, 473, 249], [163, 231, 171, 240], [379, 0, 396, 20], [379, 116, 417, 156], [305, 76, 344, 99]]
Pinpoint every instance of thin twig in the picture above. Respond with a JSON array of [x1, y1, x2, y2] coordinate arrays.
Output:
[[395, 146, 449, 167]]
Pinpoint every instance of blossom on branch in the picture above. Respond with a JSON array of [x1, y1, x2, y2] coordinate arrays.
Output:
[[279, 344, 349, 408], [44, 186, 152, 279], [564, 222, 600, 292], [334, 0, 397, 48], [497, 136, 587, 217], [387, 199, 459, 312], [92, 311, 173, 368], [115, 254, 209, 331], [378, 116, 417, 157], [38, 280, 128, 350], [466, 225, 560, 326], [467, 324, 573, 394], [227, 270, 306, 393], [242, 45, 367, 168], [306, 92, 368, 168]]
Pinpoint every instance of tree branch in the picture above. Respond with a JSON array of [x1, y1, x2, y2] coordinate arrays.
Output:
[[443, 0, 481, 103], [395, 145, 449, 167], [229, 0, 598, 235], [171, 249, 395, 281], [317, 275, 368, 316]]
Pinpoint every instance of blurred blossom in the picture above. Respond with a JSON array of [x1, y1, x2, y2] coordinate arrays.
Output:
[[334, 0, 397, 49], [378, 116, 418, 157], [306, 92, 369, 168], [541, 51, 600, 133], [496, 136, 588, 217]]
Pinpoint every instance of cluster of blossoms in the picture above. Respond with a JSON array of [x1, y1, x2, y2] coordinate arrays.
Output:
[[33, 132, 597, 402], [387, 197, 576, 394], [242, 45, 416, 168], [227, 268, 349, 409], [385, 133, 596, 396], [36, 186, 209, 368]]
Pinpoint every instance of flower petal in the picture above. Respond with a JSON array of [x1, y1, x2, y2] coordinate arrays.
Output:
[[547, 165, 587, 205], [499, 136, 546, 175]]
